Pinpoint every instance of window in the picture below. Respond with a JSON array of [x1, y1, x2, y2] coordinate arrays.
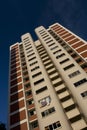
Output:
[[39, 30, 45, 34], [60, 58, 69, 64], [39, 96, 51, 108], [26, 46, 32, 50], [34, 78, 44, 85], [64, 45, 69, 49], [26, 90, 32, 96], [37, 46, 43, 50], [23, 37, 29, 41], [32, 72, 42, 78], [50, 46, 58, 50], [22, 66, 27, 71], [26, 49, 33, 54], [30, 120, 38, 129], [61, 42, 66, 46], [68, 70, 80, 78], [42, 35, 49, 39], [31, 66, 39, 72], [23, 77, 29, 82], [41, 107, 55, 117], [38, 49, 44, 53], [27, 99, 34, 105], [76, 58, 83, 63], [46, 40, 53, 44], [44, 61, 52, 66], [67, 49, 73, 53], [74, 78, 87, 87], [48, 43, 55, 47], [71, 53, 77, 58], [24, 83, 30, 89], [30, 61, 38, 66], [21, 54, 25, 58], [41, 33, 47, 37], [45, 121, 61, 130], [28, 56, 36, 61], [42, 57, 49, 63], [27, 52, 35, 57], [58, 39, 63, 43], [22, 62, 26, 66], [81, 63, 87, 69], [28, 109, 36, 116], [81, 91, 87, 98], [46, 65, 54, 71], [56, 53, 65, 59], [41, 54, 48, 59], [63, 64, 75, 71], [36, 86, 47, 94], [39, 29, 44, 33], [39, 51, 46, 55], [44, 37, 51, 41], [48, 69, 56, 76], [25, 44, 31, 48], [24, 39, 29, 42], [56, 37, 60, 41], [21, 58, 25, 63], [23, 71, 28, 76], [53, 49, 61, 54]]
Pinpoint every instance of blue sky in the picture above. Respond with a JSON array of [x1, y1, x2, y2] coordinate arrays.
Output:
[[0, 0, 87, 126]]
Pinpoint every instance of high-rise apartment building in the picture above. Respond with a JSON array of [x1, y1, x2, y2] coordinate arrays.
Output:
[[9, 23, 87, 130]]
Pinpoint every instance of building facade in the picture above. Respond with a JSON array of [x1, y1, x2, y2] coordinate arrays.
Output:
[[9, 23, 87, 130]]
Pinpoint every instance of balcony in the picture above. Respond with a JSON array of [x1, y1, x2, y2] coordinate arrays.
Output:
[[25, 86, 31, 91], [33, 127, 39, 130], [26, 94, 33, 99], [27, 103, 35, 110], [29, 114, 37, 122]]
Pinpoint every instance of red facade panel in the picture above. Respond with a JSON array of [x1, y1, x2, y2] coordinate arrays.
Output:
[[11, 58, 20, 65], [11, 72, 21, 80], [11, 62, 20, 70], [10, 110, 26, 125], [10, 122, 27, 130], [11, 67, 21, 74], [62, 33, 72, 39], [27, 103, 35, 109], [81, 51, 87, 58], [53, 27, 61, 32], [29, 114, 37, 121], [11, 62, 20, 69], [51, 25, 60, 30], [11, 49, 18, 55], [65, 35, 75, 42], [11, 55, 19, 61], [59, 31, 68, 36], [11, 44, 18, 49], [57, 28, 64, 34], [10, 91, 23, 102], [72, 41, 85, 48], [10, 83, 23, 94], [10, 100, 25, 113], [76, 45, 87, 53], [26, 95, 33, 99], [11, 51, 19, 57], [68, 38, 80, 45], [10, 77, 22, 86]]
